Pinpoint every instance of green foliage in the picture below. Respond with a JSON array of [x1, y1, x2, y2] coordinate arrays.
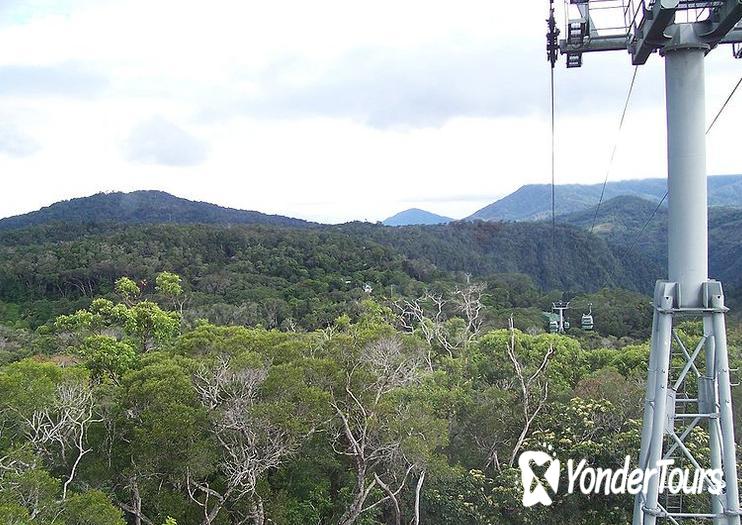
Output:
[[0, 219, 660, 331], [63, 490, 126, 525], [0, 237, 738, 524], [55, 294, 180, 352], [155, 271, 182, 298], [0, 468, 60, 523], [76, 335, 137, 381], [114, 277, 140, 304]]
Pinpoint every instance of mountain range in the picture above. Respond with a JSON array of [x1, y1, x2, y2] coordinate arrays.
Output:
[[467, 174, 742, 222], [4, 175, 741, 231], [2, 177, 741, 298], [0, 189, 660, 298]]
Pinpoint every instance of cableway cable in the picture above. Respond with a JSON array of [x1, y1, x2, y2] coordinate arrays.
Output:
[[547, 0, 559, 247], [590, 65, 639, 234], [550, 64, 556, 244], [706, 75, 741, 135], [623, 191, 667, 258]]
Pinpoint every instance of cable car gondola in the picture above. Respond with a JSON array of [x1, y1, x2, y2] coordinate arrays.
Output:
[[581, 303, 594, 331]]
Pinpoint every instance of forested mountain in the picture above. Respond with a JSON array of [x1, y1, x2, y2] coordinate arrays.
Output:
[[0, 190, 310, 230], [558, 195, 742, 293], [336, 221, 659, 292], [0, 218, 661, 330], [469, 174, 742, 221], [382, 208, 453, 226]]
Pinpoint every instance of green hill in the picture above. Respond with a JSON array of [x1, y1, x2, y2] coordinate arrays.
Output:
[[0, 190, 311, 230], [382, 208, 453, 226]]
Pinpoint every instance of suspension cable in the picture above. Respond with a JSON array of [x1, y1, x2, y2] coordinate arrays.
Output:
[[623, 191, 667, 258], [590, 65, 639, 233], [550, 65, 556, 242], [706, 75, 742, 135], [547, 0, 560, 246]]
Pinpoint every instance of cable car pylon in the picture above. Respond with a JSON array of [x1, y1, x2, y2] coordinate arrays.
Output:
[[548, 2, 742, 523]]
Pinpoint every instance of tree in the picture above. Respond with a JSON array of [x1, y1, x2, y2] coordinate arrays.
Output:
[[190, 354, 326, 525], [0, 360, 101, 499], [330, 337, 446, 525], [393, 280, 485, 366], [111, 354, 211, 525], [115, 277, 141, 306], [63, 490, 126, 525], [55, 287, 181, 353], [76, 335, 137, 383], [156, 272, 186, 315]]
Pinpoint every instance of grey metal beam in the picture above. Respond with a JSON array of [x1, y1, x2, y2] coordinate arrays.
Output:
[[633, 0, 680, 65], [558, 24, 741, 62], [720, 25, 742, 44], [699, 0, 742, 45], [559, 35, 628, 54]]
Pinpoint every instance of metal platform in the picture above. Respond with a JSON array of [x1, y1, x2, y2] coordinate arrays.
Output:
[[558, 0, 742, 66]]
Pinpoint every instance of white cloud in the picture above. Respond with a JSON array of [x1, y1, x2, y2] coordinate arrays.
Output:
[[0, 0, 738, 223], [125, 116, 208, 167], [0, 130, 38, 157], [0, 63, 108, 97]]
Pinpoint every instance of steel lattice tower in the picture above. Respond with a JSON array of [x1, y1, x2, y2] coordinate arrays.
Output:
[[547, 1, 742, 523]]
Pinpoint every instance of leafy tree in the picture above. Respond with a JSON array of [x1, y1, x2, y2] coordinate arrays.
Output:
[[63, 490, 126, 525], [115, 277, 141, 305]]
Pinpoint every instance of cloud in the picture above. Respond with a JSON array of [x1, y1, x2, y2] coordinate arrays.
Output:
[[0, 122, 40, 157], [202, 45, 538, 129], [124, 116, 208, 167], [201, 41, 661, 130], [0, 63, 108, 98]]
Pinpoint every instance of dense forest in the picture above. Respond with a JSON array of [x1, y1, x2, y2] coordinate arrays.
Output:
[[0, 219, 659, 331], [0, 269, 739, 525], [0, 197, 739, 524]]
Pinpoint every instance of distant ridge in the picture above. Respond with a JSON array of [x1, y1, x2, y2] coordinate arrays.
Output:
[[468, 174, 742, 222], [0, 190, 311, 231], [557, 194, 742, 290], [382, 208, 453, 226]]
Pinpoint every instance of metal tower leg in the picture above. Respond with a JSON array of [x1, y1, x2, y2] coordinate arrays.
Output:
[[704, 315, 725, 524], [635, 282, 675, 525], [710, 287, 741, 525], [633, 281, 741, 525], [634, 302, 663, 523]]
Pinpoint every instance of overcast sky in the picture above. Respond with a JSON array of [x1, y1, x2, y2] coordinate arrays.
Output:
[[0, 0, 739, 223]]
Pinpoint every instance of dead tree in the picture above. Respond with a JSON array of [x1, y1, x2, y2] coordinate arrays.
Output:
[[191, 358, 298, 525], [452, 276, 485, 346], [503, 317, 554, 469], [393, 279, 486, 365], [331, 338, 425, 525], [12, 377, 101, 499]]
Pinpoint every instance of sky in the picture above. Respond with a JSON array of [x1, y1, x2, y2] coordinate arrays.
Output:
[[0, 0, 739, 224]]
